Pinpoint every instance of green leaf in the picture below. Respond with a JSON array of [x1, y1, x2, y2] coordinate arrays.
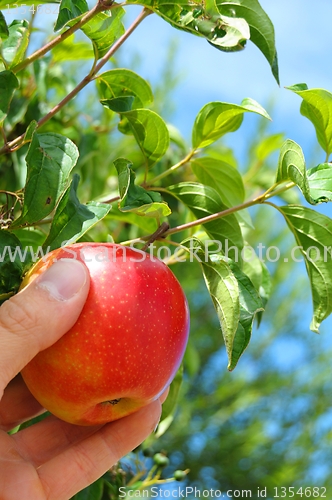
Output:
[[114, 158, 171, 218], [276, 139, 311, 199], [0, 229, 23, 303], [182, 238, 262, 368], [101, 96, 135, 113], [9, 227, 46, 269], [167, 182, 243, 260], [216, 0, 279, 83], [0, 11, 9, 40], [16, 412, 50, 432], [0, 69, 19, 123], [183, 237, 240, 365], [131, 0, 250, 52], [23, 120, 38, 143], [43, 174, 111, 251], [80, 8, 125, 59], [118, 109, 170, 168], [11, 227, 45, 252], [191, 156, 245, 206], [54, 0, 88, 31], [276, 139, 332, 205], [97, 68, 153, 110], [307, 163, 332, 203], [218, 256, 264, 370], [1, 19, 29, 67], [207, 14, 249, 51], [279, 205, 332, 333], [51, 34, 93, 62], [11, 133, 79, 227], [155, 365, 183, 438], [287, 84, 332, 159], [255, 133, 284, 161], [241, 245, 271, 327], [114, 157, 132, 200], [192, 98, 271, 149], [71, 478, 104, 500], [106, 205, 158, 234]]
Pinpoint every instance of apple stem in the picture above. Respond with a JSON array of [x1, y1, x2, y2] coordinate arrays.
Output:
[[141, 222, 170, 251]]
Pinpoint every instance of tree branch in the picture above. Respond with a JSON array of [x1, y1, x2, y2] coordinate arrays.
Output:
[[0, 7, 152, 157]]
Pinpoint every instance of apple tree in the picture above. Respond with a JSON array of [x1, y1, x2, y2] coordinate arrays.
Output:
[[1, 0, 332, 497]]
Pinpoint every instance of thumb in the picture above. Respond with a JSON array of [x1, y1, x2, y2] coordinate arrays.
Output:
[[0, 259, 90, 394]]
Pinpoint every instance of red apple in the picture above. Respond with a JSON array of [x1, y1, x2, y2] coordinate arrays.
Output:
[[20, 243, 190, 426]]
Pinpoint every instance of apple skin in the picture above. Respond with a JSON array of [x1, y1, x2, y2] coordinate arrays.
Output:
[[20, 243, 190, 426]]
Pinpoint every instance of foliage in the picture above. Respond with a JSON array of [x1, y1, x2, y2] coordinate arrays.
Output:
[[1, 0, 332, 496]]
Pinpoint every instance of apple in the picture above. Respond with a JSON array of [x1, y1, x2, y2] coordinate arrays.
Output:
[[20, 243, 190, 426]]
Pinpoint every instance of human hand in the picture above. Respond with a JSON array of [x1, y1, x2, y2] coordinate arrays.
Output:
[[0, 259, 162, 500]]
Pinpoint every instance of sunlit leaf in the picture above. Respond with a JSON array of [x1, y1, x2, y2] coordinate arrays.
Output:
[[117, 109, 170, 168], [97, 68, 153, 110], [1, 19, 29, 67], [192, 98, 271, 149], [54, 0, 88, 31], [52, 34, 93, 61], [181, 237, 261, 370], [114, 158, 171, 218], [218, 256, 264, 370], [276, 139, 310, 197], [279, 205, 332, 333], [130, 0, 250, 51], [182, 237, 239, 362], [191, 156, 245, 206], [80, 8, 125, 59], [307, 163, 332, 203], [255, 133, 284, 161], [276, 139, 332, 205], [106, 205, 158, 234], [287, 84, 332, 159], [216, 0, 279, 83]]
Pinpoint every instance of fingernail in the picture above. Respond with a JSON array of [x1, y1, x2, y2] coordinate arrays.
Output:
[[36, 259, 88, 301]]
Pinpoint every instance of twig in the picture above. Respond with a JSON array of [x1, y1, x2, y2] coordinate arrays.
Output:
[[141, 222, 170, 250], [0, 7, 152, 156]]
